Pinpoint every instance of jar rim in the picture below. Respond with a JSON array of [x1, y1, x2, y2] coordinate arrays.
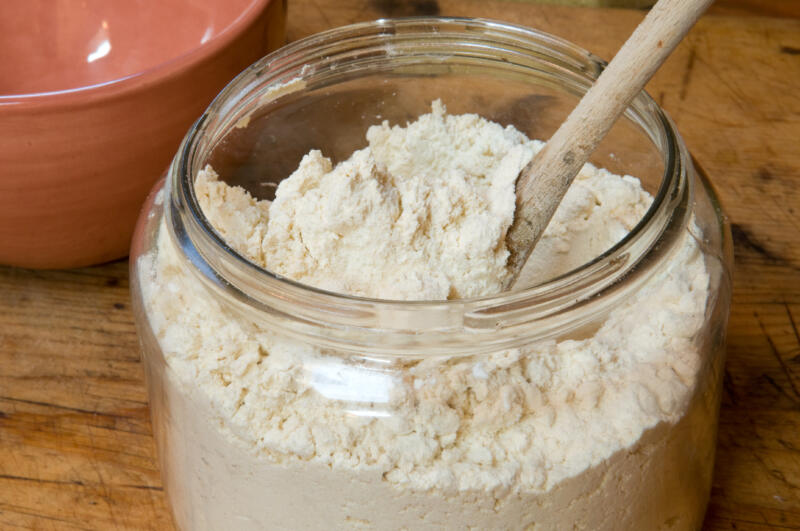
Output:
[[165, 17, 692, 355]]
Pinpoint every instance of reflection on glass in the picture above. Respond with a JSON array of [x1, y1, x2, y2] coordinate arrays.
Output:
[[309, 358, 394, 403]]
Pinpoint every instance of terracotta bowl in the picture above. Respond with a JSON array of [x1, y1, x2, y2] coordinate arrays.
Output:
[[0, 0, 285, 268]]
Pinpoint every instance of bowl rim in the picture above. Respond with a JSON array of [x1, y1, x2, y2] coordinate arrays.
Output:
[[0, 0, 274, 108]]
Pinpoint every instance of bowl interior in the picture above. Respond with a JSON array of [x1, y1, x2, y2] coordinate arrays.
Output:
[[0, 0, 258, 96]]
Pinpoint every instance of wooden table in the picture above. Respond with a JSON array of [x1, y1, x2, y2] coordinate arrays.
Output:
[[2, 1, 798, 529]]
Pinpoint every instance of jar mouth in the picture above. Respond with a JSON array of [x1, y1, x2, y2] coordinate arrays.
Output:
[[166, 17, 691, 355]]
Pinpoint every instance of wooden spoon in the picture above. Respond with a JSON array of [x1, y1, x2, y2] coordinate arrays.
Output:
[[504, 0, 713, 289]]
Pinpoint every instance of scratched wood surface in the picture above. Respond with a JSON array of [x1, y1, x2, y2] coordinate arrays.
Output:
[[1, 1, 799, 529]]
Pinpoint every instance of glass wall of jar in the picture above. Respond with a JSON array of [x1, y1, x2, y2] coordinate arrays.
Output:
[[130, 18, 732, 531]]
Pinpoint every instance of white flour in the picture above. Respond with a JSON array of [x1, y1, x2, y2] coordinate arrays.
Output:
[[139, 102, 712, 529]]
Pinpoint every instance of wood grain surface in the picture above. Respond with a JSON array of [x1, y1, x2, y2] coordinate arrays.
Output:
[[1, 1, 799, 529]]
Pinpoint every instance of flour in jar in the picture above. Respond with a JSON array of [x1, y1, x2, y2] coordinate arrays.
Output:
[[139, 101, 712, 529]]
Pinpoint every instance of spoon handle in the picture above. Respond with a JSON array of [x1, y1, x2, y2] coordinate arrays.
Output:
[[505, 0, 713, 288]]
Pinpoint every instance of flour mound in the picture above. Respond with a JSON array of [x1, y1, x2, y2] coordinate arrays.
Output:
[[139, 101, 712, 530]]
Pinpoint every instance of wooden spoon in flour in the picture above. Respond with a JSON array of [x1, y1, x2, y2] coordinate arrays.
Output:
[[504, 0, 713, 289]]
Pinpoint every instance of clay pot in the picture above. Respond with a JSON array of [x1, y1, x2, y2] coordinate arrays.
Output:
[[0, 0, 286, 268]]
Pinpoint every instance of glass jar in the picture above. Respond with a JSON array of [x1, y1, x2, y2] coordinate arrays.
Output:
[[130, 18, 732, 531]]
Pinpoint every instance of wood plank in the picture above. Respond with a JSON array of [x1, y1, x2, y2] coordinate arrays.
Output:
[[0, 262, 172, 530], [710, 0, 800, 19]]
